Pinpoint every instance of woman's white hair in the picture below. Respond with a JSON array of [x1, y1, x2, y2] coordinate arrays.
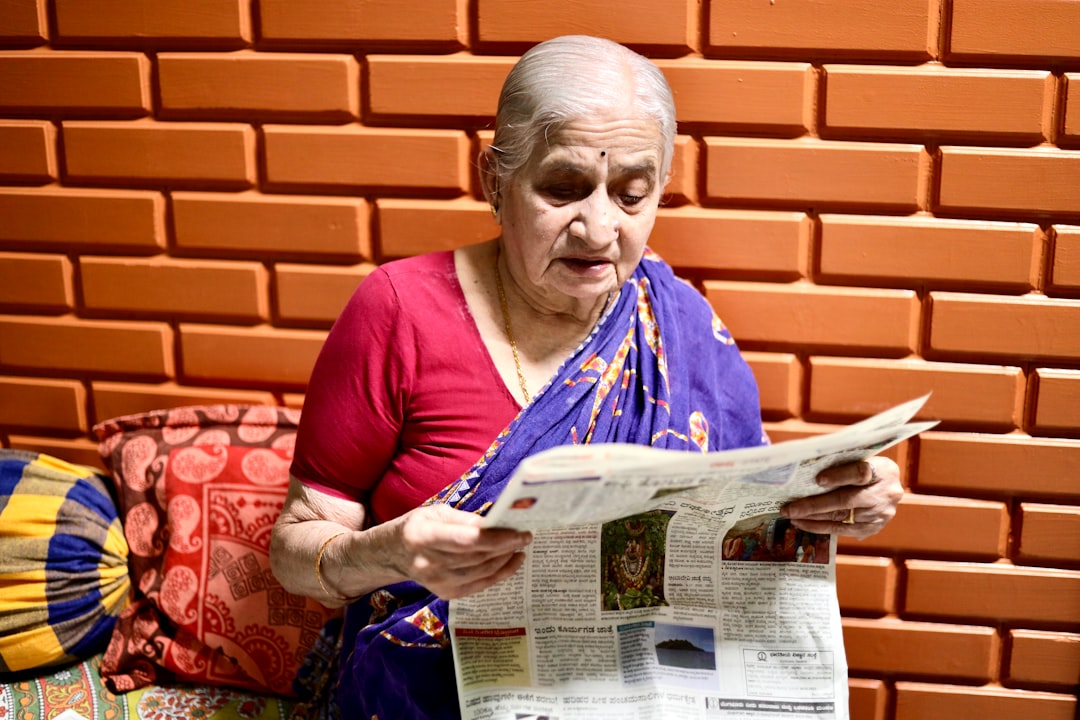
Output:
[[487, 35, 677, 188]]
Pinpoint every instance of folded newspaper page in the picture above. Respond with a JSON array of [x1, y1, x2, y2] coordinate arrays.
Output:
[[449, 396, 937, 720]]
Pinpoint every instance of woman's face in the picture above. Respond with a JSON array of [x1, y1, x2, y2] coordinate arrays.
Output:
[[496, 113, 667, 314]]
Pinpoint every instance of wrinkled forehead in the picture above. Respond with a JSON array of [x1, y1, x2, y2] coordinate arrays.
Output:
[[524, 114, 667, 175]]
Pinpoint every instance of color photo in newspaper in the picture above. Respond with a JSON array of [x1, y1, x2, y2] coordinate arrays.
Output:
[[449, 396, 936, 720]]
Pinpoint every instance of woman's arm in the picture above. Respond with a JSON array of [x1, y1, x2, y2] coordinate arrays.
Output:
[[270, 476, 533, 607]]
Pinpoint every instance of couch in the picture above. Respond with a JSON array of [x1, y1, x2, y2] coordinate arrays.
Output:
[[0, 406, 341, 720]]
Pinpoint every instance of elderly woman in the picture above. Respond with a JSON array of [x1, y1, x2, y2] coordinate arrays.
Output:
[[270, 35, 902, 719]]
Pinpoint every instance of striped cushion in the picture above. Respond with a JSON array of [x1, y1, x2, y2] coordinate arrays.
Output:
[[0, 450, 130, 674]]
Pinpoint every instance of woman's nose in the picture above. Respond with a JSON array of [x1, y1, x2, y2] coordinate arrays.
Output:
[[572, 189, 619, 245]]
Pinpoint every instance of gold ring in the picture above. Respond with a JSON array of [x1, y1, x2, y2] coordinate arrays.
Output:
[[842, 507, 856, 524]]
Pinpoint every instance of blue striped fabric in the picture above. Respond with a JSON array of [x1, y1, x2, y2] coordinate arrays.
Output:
[[0, 450, 130, 674]]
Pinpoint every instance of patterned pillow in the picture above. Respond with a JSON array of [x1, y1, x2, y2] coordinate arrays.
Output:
[[0, 450, 130, 674], [93, 406, 340, 699]]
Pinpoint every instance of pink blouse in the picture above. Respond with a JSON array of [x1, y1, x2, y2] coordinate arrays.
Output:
[[290, 252, 519, 523]]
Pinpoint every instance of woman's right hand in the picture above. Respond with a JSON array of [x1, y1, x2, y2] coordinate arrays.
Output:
[[271, 477, 531, 603], [391, 504, 532, 599]]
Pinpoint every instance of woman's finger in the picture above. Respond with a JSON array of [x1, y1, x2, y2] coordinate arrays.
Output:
[[434, 551, 528, 599], [786, 515, 889, 540], [816, 457, 898, 490], [412, 548, 527, 598], [402, 505, 531, 556], [782, 486, 862, 521]]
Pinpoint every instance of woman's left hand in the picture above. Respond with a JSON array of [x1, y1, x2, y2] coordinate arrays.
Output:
[[780, 457, 903, 539]]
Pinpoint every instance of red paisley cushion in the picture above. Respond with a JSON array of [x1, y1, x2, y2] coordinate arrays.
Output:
[[93, 405, 340, 697]]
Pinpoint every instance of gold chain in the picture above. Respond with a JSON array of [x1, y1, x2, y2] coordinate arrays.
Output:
[[494, 254, 531, 404]]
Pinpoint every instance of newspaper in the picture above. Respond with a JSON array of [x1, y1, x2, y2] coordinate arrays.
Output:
[[449, 396, 936, 720]]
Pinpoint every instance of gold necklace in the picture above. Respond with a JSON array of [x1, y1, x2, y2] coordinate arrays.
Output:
[[494, 255, 531, 404]]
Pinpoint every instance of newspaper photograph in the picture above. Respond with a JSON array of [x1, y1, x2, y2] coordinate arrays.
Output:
[[449, 396, 936, 720]]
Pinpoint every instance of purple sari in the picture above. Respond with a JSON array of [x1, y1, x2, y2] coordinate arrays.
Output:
[[332, 251, 764, 718]]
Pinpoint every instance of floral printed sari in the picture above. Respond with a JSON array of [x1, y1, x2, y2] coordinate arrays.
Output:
[[332, 251, 765, 719]]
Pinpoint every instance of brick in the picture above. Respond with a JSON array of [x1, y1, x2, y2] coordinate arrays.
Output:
[[157, 52, 360, 121], [0, 252, 72, 311], [1065, 75, 1080, 143], [0, 0, 46, 44], [651, 208, 809, 280], [1017, 503, 1080, 567], [367, 54, 513, 119], [1007, 629, 1080, 688], [895, 681, 1077, 720], [91, 380, 277, 424], [477, 0, 691, 49], [703, 281, 919, 354], [53, 0, 251, 45], [79, 256, 269, 321], [274, 262, 373, 325], [822, 65, 1051, 141], [937, 146, 1080, 218], [843, 618, 999, 681], [179, 324, 325, 388], [1050, 224, 1080, 292], [655, 59, 809, 132], [0, 50, 149, 116], [0, 376, 86, 432], [666, 136, 697, 204], [708, 0, 932, 59], [848, 678, 887, 720], [1033, 368, 1080, 435], [704, 138, 924, 211], [928, 291, 1080, 362], [836, 555, 896, 615], [808, 357, 1024, 430], [0, 119, 56, 180], [904, 559, 1080, 625], [0, 315, 173, 378], [6, 435, 104, 470], [949, 0, 1080, 62], [63, 120, 254, 187], [377, 198, 497, 259], [818, 215, 1042, 292], [263, 125, 469, 192], [259, 0, 463, 46], [742, 351, 801, 420], [838, 494, 1009, 559], [172, 191, 370, 260], [918, 432, 1080, 499], [0, 187, 165, 251]]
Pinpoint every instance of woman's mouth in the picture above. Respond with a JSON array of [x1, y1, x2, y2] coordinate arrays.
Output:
[[562, 257, 609, 270]]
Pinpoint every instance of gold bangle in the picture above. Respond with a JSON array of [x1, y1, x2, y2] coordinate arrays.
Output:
[[315, 531, 348, 602]]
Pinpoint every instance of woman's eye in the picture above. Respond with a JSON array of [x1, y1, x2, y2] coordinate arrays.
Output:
[[617, 179, 651, 207], [544, 185, 578, 200]]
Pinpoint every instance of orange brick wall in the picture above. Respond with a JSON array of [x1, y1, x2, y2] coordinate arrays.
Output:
[[1, 1, 1078, 717]]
